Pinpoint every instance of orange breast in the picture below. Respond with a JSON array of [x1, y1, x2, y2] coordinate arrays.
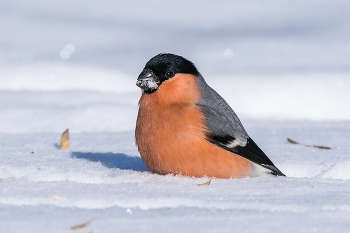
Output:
[[135, 74, 252, 178]]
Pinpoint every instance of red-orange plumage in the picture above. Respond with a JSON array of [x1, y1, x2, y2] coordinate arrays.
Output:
[[135, 74, 252, 178]]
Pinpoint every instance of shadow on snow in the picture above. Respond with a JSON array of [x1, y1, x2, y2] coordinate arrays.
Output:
[[71, 152, 149, 172]]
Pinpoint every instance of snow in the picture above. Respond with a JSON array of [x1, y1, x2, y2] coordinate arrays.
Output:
[[1, 0, 350, 232], [60, 43, 76, 60], [2, 124, 350, 232]]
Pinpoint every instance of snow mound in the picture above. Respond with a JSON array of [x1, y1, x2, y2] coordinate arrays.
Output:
[[319, 160, 350, 180]]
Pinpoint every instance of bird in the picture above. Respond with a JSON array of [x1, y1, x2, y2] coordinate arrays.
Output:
[[135, 53, 285, 178]]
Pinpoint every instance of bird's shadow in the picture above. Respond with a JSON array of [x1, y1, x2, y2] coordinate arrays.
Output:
[[71, 152, 149, 172]]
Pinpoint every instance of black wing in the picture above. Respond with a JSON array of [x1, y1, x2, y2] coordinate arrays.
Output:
[[196, 75, 285, 176], [208, 134, 285, 176]]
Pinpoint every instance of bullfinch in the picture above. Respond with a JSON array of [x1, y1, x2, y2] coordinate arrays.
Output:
[[135, 53, 285, 178]]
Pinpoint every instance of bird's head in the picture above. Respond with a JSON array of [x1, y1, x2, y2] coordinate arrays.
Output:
[[136, 53, 199, 94]]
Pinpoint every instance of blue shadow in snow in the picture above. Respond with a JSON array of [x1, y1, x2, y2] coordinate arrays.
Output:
[[71, 152, 149, 172]]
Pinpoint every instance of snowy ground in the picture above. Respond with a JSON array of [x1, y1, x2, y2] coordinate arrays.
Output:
[[1, 1, 350, 232], [2, 122, 350, 233]]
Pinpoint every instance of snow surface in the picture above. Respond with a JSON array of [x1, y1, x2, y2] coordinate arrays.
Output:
[[2, 123, 350, 233], [1, 0, 350, 232]]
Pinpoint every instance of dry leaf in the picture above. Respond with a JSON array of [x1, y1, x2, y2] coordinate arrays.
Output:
[[197, 179, 211, 186], [60, 128, 70, 150], [287, 138, 331, 150], [287, 138, 299, 145], [313, 145, 332, 150], [53, 194, 67, 200], [69, 220, 92, 231]]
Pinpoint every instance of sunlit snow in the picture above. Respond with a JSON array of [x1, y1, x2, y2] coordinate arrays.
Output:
[[1, 0, 350, 232]]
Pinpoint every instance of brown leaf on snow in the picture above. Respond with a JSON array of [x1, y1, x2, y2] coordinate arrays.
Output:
[[68, 220, 92, 231], [197, 179, 211, 186], [287, 138, 299, 145], [60, 128, 70, 150], [287, 138, 331, 150], [312, 145, 332, 150]]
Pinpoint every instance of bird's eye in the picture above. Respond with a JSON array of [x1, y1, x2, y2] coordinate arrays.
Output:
[[165, 71, 174, 78]]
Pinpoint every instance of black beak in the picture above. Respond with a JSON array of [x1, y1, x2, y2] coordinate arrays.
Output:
[[136, 68, 160, 94]]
